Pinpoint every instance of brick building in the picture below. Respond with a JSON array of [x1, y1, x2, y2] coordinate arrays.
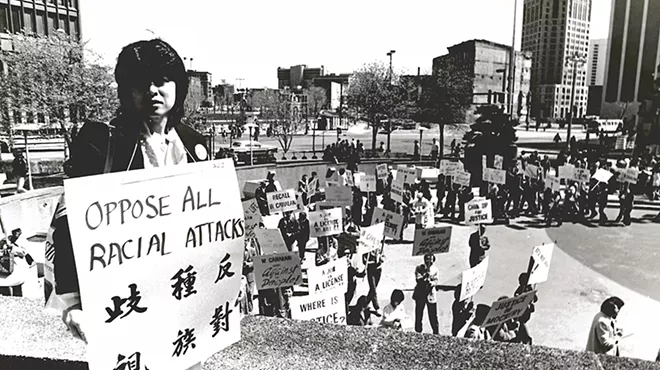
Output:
[[277, 65, 324, 90], [187, 70, 212, 106]]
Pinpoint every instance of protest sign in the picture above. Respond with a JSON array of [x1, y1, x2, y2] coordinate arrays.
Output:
[[390, 180, 405, 204], [290, 289, 346, 325], [482, 155, 487, 169], [307, 178, 319, 199], [453, 171, 471, 187], [357, 223, 385, 255], [545, 175, 561, 192], [359, 175, 377, 193], [267, 189, 298, 214], [261, 214, 280, 229], [592, 169, 613, 183], [242, 199, 263, 239], [558, 164, 575, 180], [377, 164, 389, 180], [615, 136, 627, 150], [494, 155, 503, 170], [482, 290, 537, 328], [253, 228, 288, 255], [307, 256, 347, 294], [483, 168, 506, 185], [527, 243, 554, 285], [412, 226, 452, 256], [309, 208, 343, 237], [253, 251, 303, 290], [618, 168, 639, 184], [464, 199, 493, 225], [573, 168, 591, 183], [439, 160, 452, 175], [345, 170, 355, 187], [317, 201, 350, 218], [524, 164, 540, 179], [63, 159, 244, 370], [371, 208, 404, 239], [397, 166, 418, 185], [460, 256, 489, 301], [325, 186, 353, 206]]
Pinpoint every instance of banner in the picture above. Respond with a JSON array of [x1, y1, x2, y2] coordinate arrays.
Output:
[[527, 243, 554, 285], [253, 251, 302, 290], [482, 290, 537, 328], [573, 168, 591, 183], [397, 166, 418, 185], [307, 256, 347, 294], [592, 169, 613, 183], [494, 155, 503, 170], [309, 208, 343, 237], [371, 208, 404, 239], [377, 164, 389, 180], [558, 164, 575, 180], [453, 171, 471, 187], [464, 199, 493, 225], [290, 289, 346, 325], [460, 256, 489, 301], [357, 222, 385, 255], [253, 228, 288, 255], [483, 168, 506, 185], [545, 175, 561, 192], [359, 175, 377, 193], [618, 168, 639, 184], [524, 164, 539, 180], [63, 159, 243, 370], [242, 199, 263, 238], [412, 226, 452, 256], [390, 180, 405, 204], [325, 186, 353, 206], [267, 189, 298, 214]]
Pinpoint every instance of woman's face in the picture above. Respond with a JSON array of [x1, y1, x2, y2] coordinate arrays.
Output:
[[131, 77, 176, 119]]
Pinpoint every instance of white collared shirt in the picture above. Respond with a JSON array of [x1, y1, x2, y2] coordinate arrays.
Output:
[[140, 128, 188, 168]]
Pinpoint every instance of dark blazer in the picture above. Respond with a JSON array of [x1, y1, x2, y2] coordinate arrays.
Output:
[[54, 117, 208, 296]]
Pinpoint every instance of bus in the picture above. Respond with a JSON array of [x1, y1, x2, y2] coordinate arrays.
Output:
[[586, 118, 623, 134]]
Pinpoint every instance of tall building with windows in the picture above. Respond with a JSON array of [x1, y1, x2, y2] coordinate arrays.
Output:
[[587, 38, 607, 86], [603, 0, 660, 104], [0, 0, 81, 49], [522, 0, 592, 119]]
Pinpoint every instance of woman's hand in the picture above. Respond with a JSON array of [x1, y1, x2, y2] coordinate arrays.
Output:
[[63, 308, 87, 344]]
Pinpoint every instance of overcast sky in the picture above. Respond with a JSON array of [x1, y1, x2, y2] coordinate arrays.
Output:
[[81, 0, 612, 89]]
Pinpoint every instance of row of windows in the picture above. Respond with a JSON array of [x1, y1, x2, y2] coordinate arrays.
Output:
[[0, 3, 79, 38]]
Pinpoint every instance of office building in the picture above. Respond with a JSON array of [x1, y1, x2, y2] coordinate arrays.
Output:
[[312, 74, 350, 110], [277, 65, 324, 90], [522, 0, 592, 119], [432, 39, 532, 123], [187, 70, 213, 105], [587, 38, 607, 85], [603, 0, 660, 104]]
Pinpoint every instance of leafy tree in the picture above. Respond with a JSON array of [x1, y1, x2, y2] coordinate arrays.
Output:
[[463, 105, 518, 161], [252, 89, 304, 154], [346, 62, 405, 150], [0, 32, 118, 147], [305, 86, 327, 119]]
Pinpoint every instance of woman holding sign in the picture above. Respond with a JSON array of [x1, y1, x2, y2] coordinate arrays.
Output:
[[47, 39, 209, 348]]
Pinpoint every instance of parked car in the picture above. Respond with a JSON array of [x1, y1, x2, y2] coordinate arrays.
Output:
[[219, 140, 278, 165]]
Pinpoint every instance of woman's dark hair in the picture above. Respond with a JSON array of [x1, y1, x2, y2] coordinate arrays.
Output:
[[114, 39, 188, 130], [601, 296, 625, 317], [391, 289, 404, 303]]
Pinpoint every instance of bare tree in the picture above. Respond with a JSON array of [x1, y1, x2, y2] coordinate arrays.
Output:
[[252, 89, 304, 154], [305, 86, 327, 119]]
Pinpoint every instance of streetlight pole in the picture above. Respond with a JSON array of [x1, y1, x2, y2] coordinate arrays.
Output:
[[508, 0, 518, 119], [565, 52, 586, 152], [386, 50, 396, 82]]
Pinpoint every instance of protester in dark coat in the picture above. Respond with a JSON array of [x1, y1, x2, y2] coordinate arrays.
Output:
[[296, 212, 310, 260]]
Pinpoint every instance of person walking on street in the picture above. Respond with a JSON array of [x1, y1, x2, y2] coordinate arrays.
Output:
[[413, 253, 439, 334], [296, 212, 310, 261], [586, 297, 625, 356], [468, 225, 490, 268]]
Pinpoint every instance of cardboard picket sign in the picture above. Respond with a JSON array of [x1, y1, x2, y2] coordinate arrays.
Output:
[[558, 164, 575, 180], [545, 175, 561, 192], [439, 160, 452, 176], [494, 155, 503, 170], [63, 159, 244, 370], [483, 168, 506, 185], [615, 136, 627, 150], [308, 208, 343, 237], [325, 186, 353, 206], [453, 171, 471, 187], [267, 189, 298, 214], [592, 169, 613, 183], [371, 208, 404, 239], [573, 168, 591, 183], [464, 199, 493, 225], [460, 256, 489, 301], [397, 166, 418, 185], [307, 256, 348, 294], [253, 228, 288, 255], [525, 164, 540, 179], [481, 290, 537, 328], [618, 168, 639, 184], [307, 178, 319, 199], [527, 243, 554, 285], [412, 226, 452, 256], [359, 175, 377, 193], [390, 180, 405, 204], [290, 289, 347, 325], [253, 252, 303, 290], [376, 164, 389, 180], [357, 223, 385, 255], [242, 199, 263, 239]]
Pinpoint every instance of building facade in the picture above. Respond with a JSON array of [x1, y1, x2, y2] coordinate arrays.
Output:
[[0, 0, 81, 48], [587, 38, 607, 86], [277, 65, 324, 90], [187, 70, 212, 106], [522, 0, 592, 119], [603, 0, 660, 105], [311, 74, 350, 111], [432, 39, 532, 123]]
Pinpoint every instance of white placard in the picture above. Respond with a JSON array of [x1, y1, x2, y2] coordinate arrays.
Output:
[[267, 189, 298, 214], [253, 228, 288, 255], [618, 168, 639, 184], [64, 159, 243, 370], [359, 175, 377, 193], [309, 208, 343, 237], [371, 208, 404, 239], [545, 175, 561, 192], [397, 167, 418, 185], [558, 164, 575, 180], [307, 256, 347, 294], [453, 171, 471, 187], [527, 243, 554, 285], [412, 226, 452, 256], [253, 252, 302, 290], [482, 290, 537, 327], [525, 164, 540, 179], [290, 289, 346, 325], [242, 199, 263, 238], [357, 222, 385, 255], [573, 168, 591, 183], [494, 155, 503, 170], [325, 186, 353, 206], [390, 180, 405, 204], [483, 168, 506, 185], [464, 199, 493, 225], [376, 164, 389, 180], [481, 155, 487, 169], [592, 169, 613, 183], [460, 256, 489, 301]]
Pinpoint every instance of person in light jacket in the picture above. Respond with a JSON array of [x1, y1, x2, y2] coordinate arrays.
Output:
[[586, 297, 625, 356]]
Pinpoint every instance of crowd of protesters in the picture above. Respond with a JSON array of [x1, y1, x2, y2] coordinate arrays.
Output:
[[322, 139, 365, 170]]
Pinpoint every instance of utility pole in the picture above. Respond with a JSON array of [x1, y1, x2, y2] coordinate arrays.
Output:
[[387, 50, 396, 82], [508, 0, 518, 119], [565, 52, 586, 152]]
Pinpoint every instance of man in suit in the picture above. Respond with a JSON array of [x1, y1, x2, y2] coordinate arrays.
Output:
[[586, 296, 625, 356]]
